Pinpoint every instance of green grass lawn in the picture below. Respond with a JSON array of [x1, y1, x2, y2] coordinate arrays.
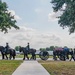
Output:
[[0, 60, 23, 75], [39, 60, 75, 75]]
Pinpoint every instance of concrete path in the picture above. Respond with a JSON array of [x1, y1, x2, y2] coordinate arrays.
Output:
[[12, 61, 50, 75]]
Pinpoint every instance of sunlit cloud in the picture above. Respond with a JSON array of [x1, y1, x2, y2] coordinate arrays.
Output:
[[8, 10, 22, 20], [48, 12, 58, 21], [0, 25, 74, 49]]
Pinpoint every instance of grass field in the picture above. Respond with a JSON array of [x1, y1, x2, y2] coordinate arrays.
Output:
[[0, 56, 75, 75], [0, 60, 23, 75], [39, 60, 75, 75]]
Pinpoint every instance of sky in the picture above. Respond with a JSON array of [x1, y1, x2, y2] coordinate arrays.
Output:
[[1, 0, 75, 49]]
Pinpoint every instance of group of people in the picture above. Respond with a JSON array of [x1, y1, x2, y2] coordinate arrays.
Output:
[[1, 43, 75, 61], [53, 47, 75, 61], [0, 42, 36, 60]]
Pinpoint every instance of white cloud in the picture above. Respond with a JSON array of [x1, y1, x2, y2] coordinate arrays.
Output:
[[0, 25, 75, 49], [48, 10, 63, 22], [48, 3, 66, 22], [48, 12, 59, 21], [14, 15, 21, 20], [62, 3, 66, 10], [8, 10, 22, 20]]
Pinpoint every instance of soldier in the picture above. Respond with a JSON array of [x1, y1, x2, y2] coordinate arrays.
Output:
[[26, 43, 30, 51], [5, 43, 10, 54]]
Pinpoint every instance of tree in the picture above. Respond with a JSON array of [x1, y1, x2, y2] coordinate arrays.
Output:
[[40, 48, 46, 51], [15, 46, 20, 51], [0, 0, 19, 33], [51, 0, 75, 34], [50, 46, 55, 51]]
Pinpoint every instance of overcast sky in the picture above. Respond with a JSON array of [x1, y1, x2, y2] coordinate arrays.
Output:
[[1, 0, 75, 49]]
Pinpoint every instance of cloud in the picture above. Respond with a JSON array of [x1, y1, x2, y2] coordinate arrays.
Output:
[[0, 25, 75, 49], [48, 9, 64, 22], [0, 25, 62, 49], [48, 3, 66, 22], [8, 10, 22, 20], [62, 3, 66, 10], [48, 12, 59, 21]]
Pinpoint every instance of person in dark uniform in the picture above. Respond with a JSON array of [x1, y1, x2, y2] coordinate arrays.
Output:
[[26, 43, 30, 51], [26, 43, 30, 54], [5, 43, 10, 54]]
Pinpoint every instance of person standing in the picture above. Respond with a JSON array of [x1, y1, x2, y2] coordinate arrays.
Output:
[[70, 48, 75, 61]]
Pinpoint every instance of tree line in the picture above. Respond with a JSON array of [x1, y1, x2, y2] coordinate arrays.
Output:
[[39, 46, 69, 51]]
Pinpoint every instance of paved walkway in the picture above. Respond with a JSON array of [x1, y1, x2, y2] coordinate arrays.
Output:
[[12, 61, 50, 75]]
